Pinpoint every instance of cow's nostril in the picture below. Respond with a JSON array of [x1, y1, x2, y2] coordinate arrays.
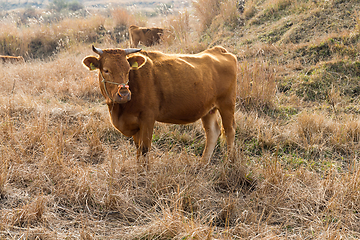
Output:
[[115, 88, 131, 104], [118, 85, 130, 96]]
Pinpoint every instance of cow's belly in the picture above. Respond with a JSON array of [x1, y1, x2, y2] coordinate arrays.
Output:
[[156, 102, 215, 124], [157, 117, 202, 124]]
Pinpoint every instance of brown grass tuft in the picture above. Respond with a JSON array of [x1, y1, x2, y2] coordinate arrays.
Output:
[[237, 61, 277, 109], [162, 11, 191, 46], [1, 1, 360, 238], [193, 0, 222, 32], [9, 196, 47, 227], [111, 7, 135, 28], [243, 0, 257, 20]]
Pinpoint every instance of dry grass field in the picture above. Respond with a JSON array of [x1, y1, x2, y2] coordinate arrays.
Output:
[[1, 0, 360, 239]]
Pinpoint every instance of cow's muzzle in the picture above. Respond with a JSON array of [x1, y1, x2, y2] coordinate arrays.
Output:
[[114, 84, 131, 104]]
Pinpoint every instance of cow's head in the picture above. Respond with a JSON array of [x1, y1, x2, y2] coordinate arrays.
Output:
[[82, 45, 146, 104]]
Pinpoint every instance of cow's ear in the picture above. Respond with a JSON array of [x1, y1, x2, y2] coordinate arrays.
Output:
[[127, 55, 146, 70], [83, 56, 99, 71]]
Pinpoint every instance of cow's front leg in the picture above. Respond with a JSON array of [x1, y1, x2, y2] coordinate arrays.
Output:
[[130, 37, 140, 48], [132, 120, 155, 168]]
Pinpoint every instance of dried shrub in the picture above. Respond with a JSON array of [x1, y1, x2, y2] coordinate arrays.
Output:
[[237, 61, 277, 109], [162, 11, 190, 46], [193, 0, 222, 32], [111, 8, 134, 28], [0, 14, 107, 59], [243, 0, 257, 20], [295, 112, 328, 147], [160, 11, 207, 53], [218, 0, 241, 29]]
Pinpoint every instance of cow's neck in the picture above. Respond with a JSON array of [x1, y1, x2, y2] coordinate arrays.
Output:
[[106, 102, 140, 137], [107, 103, 126, 118]]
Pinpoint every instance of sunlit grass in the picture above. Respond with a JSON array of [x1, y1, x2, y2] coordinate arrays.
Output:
[[1, 0, 360, 238]]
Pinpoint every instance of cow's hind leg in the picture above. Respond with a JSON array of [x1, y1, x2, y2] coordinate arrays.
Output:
[[218, 103, 236, 162], [201, 109, 221, 164]]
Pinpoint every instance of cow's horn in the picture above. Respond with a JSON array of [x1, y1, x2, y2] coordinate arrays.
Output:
[[92, 45, 103, 55], [124, 48, 142, 55]]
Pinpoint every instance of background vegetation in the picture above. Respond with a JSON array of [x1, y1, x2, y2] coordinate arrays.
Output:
[[1, 0, 360, 239]]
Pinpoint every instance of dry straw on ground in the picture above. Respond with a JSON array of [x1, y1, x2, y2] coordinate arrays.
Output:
[[1, 0, 360, 239]]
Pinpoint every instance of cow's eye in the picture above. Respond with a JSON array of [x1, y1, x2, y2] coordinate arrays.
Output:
[[103, 69, 109, 74]]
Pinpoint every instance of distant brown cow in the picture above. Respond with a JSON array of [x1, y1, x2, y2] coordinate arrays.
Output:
[[0, 55, 24, 63], [82, 45, 237, 165], [129, 25, 164, 48]]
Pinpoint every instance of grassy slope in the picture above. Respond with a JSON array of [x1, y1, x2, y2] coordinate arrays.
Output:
[[2, 0, 360, 239]]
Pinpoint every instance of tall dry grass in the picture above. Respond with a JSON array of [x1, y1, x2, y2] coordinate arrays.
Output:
[[111, 8, 135, 28], [1, 0, 360, 238], [193, 0, 222, 32], [243, 0, 257, 20], [157, 11, 208, 54], [0, 46, 359, 238], [163, 11, 191, 46], [193, 0, 240, 33], [237, 60, 277, 109], [0, 13, 109, 58], [220, 0, 241, 26]]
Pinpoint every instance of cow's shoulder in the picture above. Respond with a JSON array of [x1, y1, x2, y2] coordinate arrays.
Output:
[[139, 50, 168, 61]]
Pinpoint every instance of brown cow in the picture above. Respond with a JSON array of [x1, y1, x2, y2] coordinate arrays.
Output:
[[129, 25, 164, 48], [0, 55, 25, 63], [82, 45, 237, 165]]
